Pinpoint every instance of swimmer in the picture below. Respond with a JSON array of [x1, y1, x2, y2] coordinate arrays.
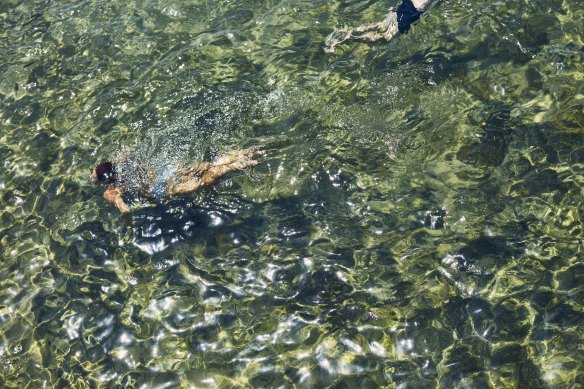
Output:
[[324, 0, 436, 52], [92, 148, 259, 213]]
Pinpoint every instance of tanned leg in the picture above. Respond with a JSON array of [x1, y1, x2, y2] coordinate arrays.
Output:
[[324, 0, 435, 52], [167, 148, 259, 196], [324, 13, 400, 53]]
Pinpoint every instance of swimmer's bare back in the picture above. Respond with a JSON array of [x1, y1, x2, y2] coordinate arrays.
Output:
[[92, 148, 259, 214], [324, 0, 436, 52]]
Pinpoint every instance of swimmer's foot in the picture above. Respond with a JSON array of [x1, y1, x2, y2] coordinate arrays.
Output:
[[203, 148, 260, 184], [324, 12, 399, 52], [213, 147, 260, 171]]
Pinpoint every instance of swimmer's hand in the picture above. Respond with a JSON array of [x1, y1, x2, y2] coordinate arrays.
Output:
[[104, 187, 131, 214], [324, 12, 399, 53]]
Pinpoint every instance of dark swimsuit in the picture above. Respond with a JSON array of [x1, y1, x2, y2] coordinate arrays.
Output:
[[396, 0, 424, 34]]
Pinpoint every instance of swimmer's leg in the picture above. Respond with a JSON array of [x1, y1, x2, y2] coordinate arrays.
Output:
[[324, 0, 434, 52], [167, 148, 260, 196], [325, 16, 398, 53]]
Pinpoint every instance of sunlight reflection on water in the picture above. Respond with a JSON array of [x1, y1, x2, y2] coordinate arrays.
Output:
[[0, 0, 583, 387]]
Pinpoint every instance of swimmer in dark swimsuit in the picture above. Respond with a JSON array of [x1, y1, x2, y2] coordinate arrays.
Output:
[[324, 0, 436, 52], [92, 148, 259, 213]]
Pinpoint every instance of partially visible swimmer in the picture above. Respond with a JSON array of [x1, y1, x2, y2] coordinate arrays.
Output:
[[324, 0, 436, 52], [92, 148, 259, 213]]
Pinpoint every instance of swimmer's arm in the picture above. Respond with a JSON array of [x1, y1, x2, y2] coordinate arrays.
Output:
[[103, 187, 131, 214]]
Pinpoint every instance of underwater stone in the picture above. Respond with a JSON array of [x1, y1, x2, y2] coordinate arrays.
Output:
[[29, 131, 59, 171], [491, 300, 531, 342], [491, 343, 527, 366], [555, 263, 584, 291], [439, 338, 490, 386], [456, 131, 508, 166], [530, 290, 555, 309]]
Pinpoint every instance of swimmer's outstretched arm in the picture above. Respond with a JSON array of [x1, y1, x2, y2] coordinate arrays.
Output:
[[324, 0, 436, 52], [103, 187, 131, 213], [167, 148, 259, 196]]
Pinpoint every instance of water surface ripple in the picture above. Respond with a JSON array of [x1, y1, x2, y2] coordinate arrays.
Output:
[[1, 0, 583, 387]]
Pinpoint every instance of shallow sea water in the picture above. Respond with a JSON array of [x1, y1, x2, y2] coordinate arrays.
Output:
[[1, 0, 584, 387]]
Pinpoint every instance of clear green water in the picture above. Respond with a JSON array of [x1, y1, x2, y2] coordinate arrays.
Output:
[[1, 0, 583, 387]]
